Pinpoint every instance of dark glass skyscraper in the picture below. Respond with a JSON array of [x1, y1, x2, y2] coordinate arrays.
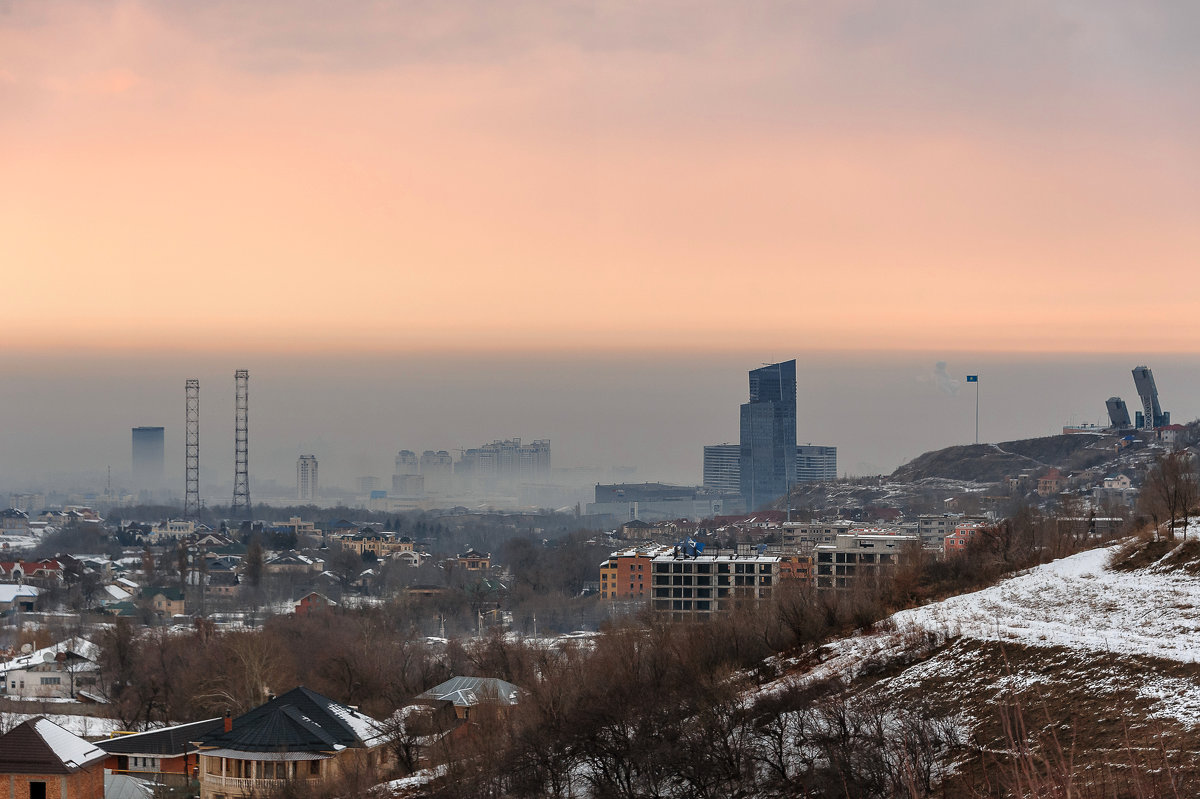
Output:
[[739, 359, 796, 509], [131, 426, 165, 491]]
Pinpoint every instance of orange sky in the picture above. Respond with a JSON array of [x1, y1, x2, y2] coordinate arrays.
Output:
[[3, 1, 1199, 354]]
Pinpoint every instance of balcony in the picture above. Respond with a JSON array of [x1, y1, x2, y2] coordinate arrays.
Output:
[[202, 774, 320, 791]]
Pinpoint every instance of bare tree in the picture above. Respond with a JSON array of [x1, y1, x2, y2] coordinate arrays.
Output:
[[1141, 451, 1198, 541]]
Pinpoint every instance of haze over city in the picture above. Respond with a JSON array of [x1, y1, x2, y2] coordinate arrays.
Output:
[[3, 2, 1200, 499]]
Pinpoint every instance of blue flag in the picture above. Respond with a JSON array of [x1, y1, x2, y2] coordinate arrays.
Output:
[[966, 375, 978, 382]]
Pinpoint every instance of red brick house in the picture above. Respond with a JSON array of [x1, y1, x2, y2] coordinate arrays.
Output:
[[98, 717, 225, 788], [294, 592, 336, 616], [0, 717, 106, 799]]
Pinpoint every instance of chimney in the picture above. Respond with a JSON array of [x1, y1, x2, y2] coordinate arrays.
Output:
[[224, 711, 232, 733]]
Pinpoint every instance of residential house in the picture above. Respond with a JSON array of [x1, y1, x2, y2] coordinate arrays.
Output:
[[0, 717, 106, 799], [0, 510, 30, 537], [456, 551, 491, 571], [0, 638, 100, 700], [141, 587, 186, 620], [0, 560, 63, 584], [99, 718, 225, 788], [294, 592, 336, 616], [413, 676, 522, 721], [264, 552, 324, 575], [0, 584, 39, 615], [945, 522, 986, 557], [1037, 468, 1067, 497], [146, 520, 195, 543], [195, 686, 389, 799]]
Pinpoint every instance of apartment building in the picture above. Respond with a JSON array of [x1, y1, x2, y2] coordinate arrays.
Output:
[[599, 545, 672, 600], [651, 550, 780, 620], [814, 533, 919, 591]]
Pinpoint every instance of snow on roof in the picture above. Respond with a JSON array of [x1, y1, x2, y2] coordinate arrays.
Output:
[[0, 637, 99, 675], [0, 584, 39, 603], [326, 700, 385, 744], [32, 717, 106, 769]]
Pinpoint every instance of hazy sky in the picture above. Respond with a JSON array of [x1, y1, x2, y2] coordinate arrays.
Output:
[[2, 3, 1198, 494]]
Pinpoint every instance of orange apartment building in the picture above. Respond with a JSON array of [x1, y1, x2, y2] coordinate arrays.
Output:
[[944, 522, 987, 556], [779, 553, 813, 582], [599, 546, 672, 600]]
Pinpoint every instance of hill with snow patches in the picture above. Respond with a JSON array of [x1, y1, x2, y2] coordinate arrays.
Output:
[[766, 530, 1200, 790]]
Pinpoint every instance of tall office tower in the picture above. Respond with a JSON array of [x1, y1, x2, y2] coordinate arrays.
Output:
[[739, 359, 797, 510], [131, 426, 165, 490], [185, 379, 200, 518], [1106, 397, 1132, 430], [796, 445, 838, 482], [1131, 366, 1169, 431], [231, 369, 251, 515], [420, 450, 454, 494], [297, 455, 318, 501], [703, 444, 741, 492]]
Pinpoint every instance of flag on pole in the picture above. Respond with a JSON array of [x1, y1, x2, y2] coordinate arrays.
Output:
[[966, 375, 978, 382]]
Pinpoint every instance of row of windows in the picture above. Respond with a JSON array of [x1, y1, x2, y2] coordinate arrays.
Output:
[[652, 562, 775, 575]]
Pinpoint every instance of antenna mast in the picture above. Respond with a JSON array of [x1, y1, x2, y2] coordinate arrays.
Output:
[[185, 379, 200, 519], [231, 370, 251, 516]]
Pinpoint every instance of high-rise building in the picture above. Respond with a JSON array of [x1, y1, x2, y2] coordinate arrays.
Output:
[[132, 426, 165, 490], [456, 439, 551, 486], [796, 445, 837, 482], [297, 455, 318, 501], [394, 450, 419, 476], [739, 360, 797, 509], [703, 444, 741, 493], [420, 450, 454, 495]]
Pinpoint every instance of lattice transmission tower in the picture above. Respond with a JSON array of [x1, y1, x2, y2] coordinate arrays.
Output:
[[184, 379, 200, 519], [231, 369, 251, 516]]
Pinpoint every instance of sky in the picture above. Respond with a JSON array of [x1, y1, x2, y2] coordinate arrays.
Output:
[[2, 2, 1199, 495]]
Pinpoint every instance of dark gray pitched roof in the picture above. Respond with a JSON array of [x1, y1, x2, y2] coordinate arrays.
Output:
[[0, 718, 106, 774], [416, 676, 521, 707], [98, 718, 224, 757], [198, 687, 381, 754]]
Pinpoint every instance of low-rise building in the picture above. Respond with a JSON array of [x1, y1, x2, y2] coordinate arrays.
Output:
[[0, 510, 30, 537], [99, 718, 225, 788], [781, 520, 858, 550], [1037, 469, 1067, 497], [916, 514, 988, 549], [945, 522, 986, 557], [0, 717, 106, 799], [196, 687, 389, 799], [457, 551, 491, 571], [815, 533, 919, 591]]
